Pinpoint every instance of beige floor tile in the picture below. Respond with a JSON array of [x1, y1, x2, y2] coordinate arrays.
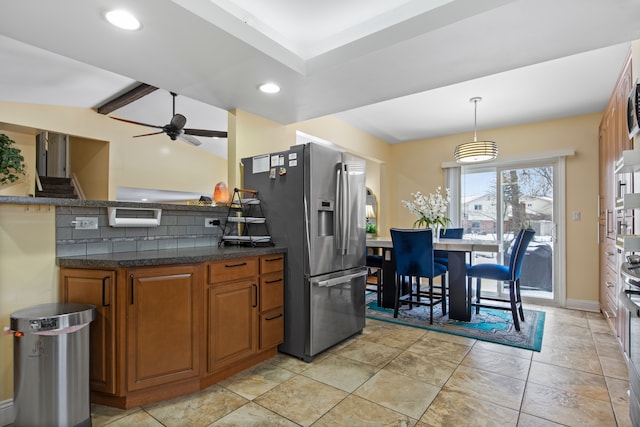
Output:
[[334, 337, 403, 367], [313, 394, 415, 427], [90, 405, 142, 427], [384, 349, 457, 387], [532, 342, 603, 375], [359, 323, 427, 349], [542, 333, 597, 353], [143, 384, 248, 427], [266, 352, 313, 373], [418, 388, 519, 427], [407, 334, 472, 364], [516, 413, 565, 426], [473, 340, 533, 360], [217, 361, 296, 400], [543, 322, 592, 340], [100, 410, 164, 426], [443, 364, 525, 410], [426, 329, 477, 347], [253, 375, 347, 426], [461, 347, 531, 380], [301, 353, 378, 392], [354, 369, 439, 419], [527, 361, 610, 402], [208, 402, 298, 426], [522, 382, 617, 426], [599, 354, 630, 380]]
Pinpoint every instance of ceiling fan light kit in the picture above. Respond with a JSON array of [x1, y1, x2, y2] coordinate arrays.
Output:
[[109, 92, 228, 146], [454, 97, 498, 163]]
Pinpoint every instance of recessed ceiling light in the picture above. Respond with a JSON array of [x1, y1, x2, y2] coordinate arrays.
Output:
[[105, 9, 142, 31], [259, 83, 280, 94]]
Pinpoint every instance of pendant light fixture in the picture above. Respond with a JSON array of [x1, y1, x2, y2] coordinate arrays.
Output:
[[454, 97, 498, 163]]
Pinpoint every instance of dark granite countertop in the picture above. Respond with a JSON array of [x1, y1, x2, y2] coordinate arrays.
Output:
[[57, 245, 287, 268], [0, 196, 226, 212]]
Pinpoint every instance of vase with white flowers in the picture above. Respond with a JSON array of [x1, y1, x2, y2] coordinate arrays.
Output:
[[402, 186, 451, 238]]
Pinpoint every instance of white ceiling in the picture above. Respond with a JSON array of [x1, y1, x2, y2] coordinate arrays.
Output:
[[1, 0, 639, 155]]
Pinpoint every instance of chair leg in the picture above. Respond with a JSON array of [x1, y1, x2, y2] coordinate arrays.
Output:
[[508, 280, 521, 331], [467, 276, 473, 313], [515, 278, 525, 321], [432, 278, 436, 324], [441, 274, 447, 315], [475, 277, 481, 314], [394, 273, 400, 318], [376, 269, 382, 307]]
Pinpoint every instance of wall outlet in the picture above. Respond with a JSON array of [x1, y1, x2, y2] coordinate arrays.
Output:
[[205, 218, 220, 228], [74, 217, 98, 230]]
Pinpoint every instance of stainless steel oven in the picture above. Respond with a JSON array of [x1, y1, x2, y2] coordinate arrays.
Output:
[[621, 263, 640, 426]]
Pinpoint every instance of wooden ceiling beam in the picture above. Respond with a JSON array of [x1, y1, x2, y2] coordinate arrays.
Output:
[[96, 83, 158, 115]]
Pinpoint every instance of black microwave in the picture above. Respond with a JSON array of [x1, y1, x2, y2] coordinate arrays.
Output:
[[629, 82, 640, 139]]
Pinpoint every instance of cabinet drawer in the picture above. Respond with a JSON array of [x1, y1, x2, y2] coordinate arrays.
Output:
[[260, 254, 284, 274], [208, 257, 258, 284], [260, 308, 284, 350], [260, 272, 284, 312]]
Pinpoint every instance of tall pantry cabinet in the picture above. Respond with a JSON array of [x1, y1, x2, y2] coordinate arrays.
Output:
[[599, 50, 633, 353]]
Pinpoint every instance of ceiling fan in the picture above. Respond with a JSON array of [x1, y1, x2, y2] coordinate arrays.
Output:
[[110, 92, 228, 146]]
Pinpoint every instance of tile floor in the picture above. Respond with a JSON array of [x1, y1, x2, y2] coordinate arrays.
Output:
[[91, 305, 632, 426]]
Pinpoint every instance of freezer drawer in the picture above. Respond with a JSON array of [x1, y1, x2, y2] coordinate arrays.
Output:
[[307, 267, 367, 359]]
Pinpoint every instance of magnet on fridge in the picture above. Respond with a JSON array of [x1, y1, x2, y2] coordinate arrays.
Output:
[[269, 168, 276, 179], [279, 167, 287, 176]]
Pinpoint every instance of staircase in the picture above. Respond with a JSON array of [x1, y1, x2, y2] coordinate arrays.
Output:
[[36, 176, 78, 199]]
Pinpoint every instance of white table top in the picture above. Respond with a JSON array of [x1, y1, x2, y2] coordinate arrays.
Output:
[[366, 236, 500, 253]]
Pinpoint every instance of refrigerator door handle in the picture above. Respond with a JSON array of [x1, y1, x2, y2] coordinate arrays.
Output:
[[315, 269, 368, 287], [335, 167, 345, 254], [344, 162, 351, 255]]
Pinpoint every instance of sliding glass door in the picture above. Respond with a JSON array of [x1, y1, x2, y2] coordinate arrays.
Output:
[[461, 161, 557, 303]]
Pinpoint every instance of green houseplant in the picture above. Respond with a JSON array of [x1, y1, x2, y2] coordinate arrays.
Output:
[[0, 133, 26, 185]]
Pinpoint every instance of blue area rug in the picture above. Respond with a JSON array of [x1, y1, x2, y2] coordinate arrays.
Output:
[[366, 296, 545, 351]]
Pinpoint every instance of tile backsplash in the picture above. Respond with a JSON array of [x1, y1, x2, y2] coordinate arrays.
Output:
[[56, 205, 226, 256]]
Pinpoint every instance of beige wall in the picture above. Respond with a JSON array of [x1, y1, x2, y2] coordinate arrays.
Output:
[[69, 136, 109, 200], [388, 113, 602, 304], [0, 204, 57, 401]]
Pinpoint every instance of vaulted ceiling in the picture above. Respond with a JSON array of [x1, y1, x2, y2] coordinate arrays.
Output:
[[1, 0, 639, 151]]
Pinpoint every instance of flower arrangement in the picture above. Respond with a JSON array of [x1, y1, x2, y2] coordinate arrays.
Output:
[[402, 186, 451, 231]]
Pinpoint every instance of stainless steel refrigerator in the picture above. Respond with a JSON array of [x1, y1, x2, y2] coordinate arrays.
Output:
[[242, 142, 367, 361]]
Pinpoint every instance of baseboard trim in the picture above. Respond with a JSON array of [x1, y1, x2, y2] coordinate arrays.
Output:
[[0, 399, 13, 427], [566, 298, 600, 313]]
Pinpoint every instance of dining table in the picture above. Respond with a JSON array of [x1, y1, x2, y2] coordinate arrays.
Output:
[[366, 236, 500, 321]]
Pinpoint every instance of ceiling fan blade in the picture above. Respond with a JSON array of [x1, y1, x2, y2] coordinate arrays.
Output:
[[170, 113, 187, 130], [178, 134, 203, 146], [184, 128, 228, 138], [132, 131, 165, 138], [110, 116, 163, 129]]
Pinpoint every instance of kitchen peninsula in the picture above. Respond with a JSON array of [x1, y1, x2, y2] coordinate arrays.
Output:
[[1, 196, 286, 409]]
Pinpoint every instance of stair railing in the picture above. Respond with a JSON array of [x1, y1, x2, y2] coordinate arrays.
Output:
[[70, 173, 86, 200]]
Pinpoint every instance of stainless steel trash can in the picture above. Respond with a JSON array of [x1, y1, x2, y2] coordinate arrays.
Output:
[[11, 302, 96, 427]]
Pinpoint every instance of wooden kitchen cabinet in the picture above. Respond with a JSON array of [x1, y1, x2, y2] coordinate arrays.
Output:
[[204, 254, 284, 375], [126, 265, 201, 392], [60, 251, 284, 408], [60, 268, 116, 394], [599, 49, 632, 349], [259, 254, 285, 350]]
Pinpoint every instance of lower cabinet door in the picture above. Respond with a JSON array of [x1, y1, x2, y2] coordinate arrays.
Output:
[[61, 268, 116, 394], [207, 280, 258, 372], [127, 265, 200, 392], [260, 308, 284, 350]]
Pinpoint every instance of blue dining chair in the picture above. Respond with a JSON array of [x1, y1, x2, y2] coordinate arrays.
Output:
[[466, 228, 535, 331], [434, 227, 464, 267], [390, 228, 448, 323], [366, 253, 383, 306]]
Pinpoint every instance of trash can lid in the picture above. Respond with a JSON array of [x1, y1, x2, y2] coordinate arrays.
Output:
[[10, 302, 96, 332]]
